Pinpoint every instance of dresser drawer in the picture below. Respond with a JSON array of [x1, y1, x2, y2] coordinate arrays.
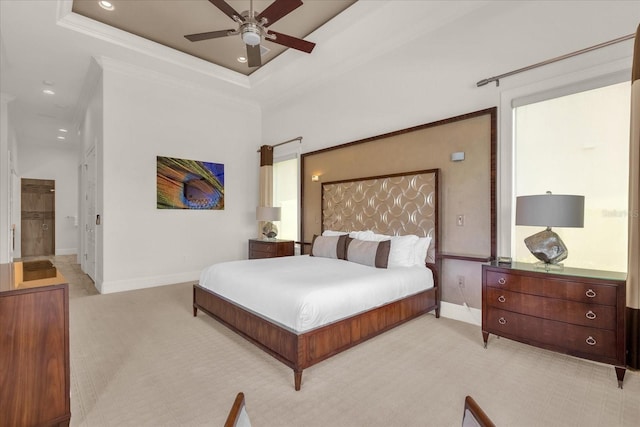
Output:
[[485, 270, 617, 306], [485, 308, 618, 360], [485, 288, 616, 329]]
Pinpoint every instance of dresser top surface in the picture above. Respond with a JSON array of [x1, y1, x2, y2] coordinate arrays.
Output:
[[485, 261, 627, 282], [0, 261, 68, 294], [249, 238, 294, 243]]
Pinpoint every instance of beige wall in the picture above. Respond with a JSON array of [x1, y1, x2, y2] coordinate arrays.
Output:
[[302, 110, 494, 260]]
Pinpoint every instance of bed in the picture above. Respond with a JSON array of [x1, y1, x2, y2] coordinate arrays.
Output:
[[193, 169, 440, 390]]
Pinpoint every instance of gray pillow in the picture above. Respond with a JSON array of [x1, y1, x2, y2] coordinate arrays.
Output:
[[310, 235, 348, 259], [345, 238, 391, 268]]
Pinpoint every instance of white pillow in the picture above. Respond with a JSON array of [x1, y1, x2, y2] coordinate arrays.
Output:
[[356, 232, 418, 268], [388, 234, 419, 267], [349, 230, 375, 240], [358, 231, 390, 242], [322, 230, 348, 237], [412, 236, 432, 266]]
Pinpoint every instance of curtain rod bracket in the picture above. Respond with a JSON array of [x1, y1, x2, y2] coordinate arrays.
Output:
[[256, 136, 303, 152]]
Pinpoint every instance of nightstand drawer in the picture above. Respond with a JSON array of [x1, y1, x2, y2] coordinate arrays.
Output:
[[485, 271, 617, 306], [250, 241, 277, 254], [486, 308, 618, 360], [485, 287, 616, 329], [248, 239, 294, 259]]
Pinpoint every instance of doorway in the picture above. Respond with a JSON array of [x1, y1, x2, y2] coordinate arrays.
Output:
[[21, 178, 55, 257]]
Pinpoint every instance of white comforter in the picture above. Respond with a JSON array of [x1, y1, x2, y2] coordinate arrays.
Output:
[[198, 255, 434, 333]]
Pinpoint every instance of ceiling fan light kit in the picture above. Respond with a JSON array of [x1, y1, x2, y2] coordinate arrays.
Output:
[[184, 0, 315, 68], [241, 24, 262, 46]]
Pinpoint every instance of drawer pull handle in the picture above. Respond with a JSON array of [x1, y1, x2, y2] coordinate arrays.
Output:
[[586, 336, 597, 346], [498, 317, 507, 325], [585, 310, 597, 320], [585, 289, 597, 298], [498, 278, 506, 285], [497, 295, 506, 303]]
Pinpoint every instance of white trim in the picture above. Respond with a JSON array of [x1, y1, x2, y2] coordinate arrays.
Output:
[[56, 0, 249, 89], [498, 56, 633, 259], [55, 248, 77, 256], [98, 271, 200, 294], [440, 301, 481, 326]]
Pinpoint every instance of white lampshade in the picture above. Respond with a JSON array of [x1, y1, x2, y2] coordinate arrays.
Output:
[[256, 206, 281, 222], [516, 193, 584, 228]]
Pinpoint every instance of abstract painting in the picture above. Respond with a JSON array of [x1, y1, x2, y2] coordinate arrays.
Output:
[[157, 156, 224, 210]]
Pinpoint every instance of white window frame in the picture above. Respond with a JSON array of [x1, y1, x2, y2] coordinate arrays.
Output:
[[497, 58, 632, 258]]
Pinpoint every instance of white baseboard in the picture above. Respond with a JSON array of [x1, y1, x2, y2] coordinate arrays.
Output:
[[440, 301, 482, 326], [56, 248, 77, 256], [99, 270, 200, 294]]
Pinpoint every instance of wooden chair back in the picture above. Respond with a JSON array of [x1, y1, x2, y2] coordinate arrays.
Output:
[[462, 395, 495, 427], [224, 392, 251, 427]]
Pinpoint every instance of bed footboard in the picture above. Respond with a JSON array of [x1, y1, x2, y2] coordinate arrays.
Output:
[[194, 284, 437, 390]]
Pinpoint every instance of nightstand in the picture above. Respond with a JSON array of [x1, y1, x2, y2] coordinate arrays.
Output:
[[482, 262, 627, 387], [248, 239, 294, 259]]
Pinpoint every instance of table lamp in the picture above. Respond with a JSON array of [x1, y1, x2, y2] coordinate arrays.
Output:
[[515, 191, 584, 268], [256, 206, 281, 239]]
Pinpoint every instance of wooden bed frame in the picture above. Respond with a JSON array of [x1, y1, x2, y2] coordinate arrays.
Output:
[[193, 169, 440, 390]]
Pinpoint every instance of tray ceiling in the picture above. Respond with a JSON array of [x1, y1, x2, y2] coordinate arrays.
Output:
[[72, 0, 357, 75]]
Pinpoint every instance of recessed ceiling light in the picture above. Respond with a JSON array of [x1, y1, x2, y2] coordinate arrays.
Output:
[[42, 89, 55, 95], [57, 136, 66, 140], [59, 128, 68, 133], [42, 80, 55, 86], [99, 1, 115, 11], [237, 56, 247, 63]]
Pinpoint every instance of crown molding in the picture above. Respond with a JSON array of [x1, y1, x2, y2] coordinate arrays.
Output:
[[55, 0, 251, 90]]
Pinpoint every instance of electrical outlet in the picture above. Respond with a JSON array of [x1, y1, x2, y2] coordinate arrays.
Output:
[[456, 214, 464, 226], [457, 275, 465, 288]]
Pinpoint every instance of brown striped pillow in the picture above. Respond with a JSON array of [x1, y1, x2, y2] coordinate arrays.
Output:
[[310, 235, 348, 259], [345, 238, 391, 268]]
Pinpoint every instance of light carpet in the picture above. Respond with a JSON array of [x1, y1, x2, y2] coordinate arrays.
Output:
[[67, 281, 639, 427]]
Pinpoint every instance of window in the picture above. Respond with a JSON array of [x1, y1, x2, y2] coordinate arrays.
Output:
[[273, 156, 299, 241], [513, 81, 630, 272]]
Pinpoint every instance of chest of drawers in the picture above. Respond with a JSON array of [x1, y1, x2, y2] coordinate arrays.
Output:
[[482, 262, 626, 387], [248, 239, 294, 259]]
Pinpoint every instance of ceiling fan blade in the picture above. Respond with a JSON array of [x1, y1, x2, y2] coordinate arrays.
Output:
[[257, 0, 303, 27], [184, 29, 234, 42], [246, 44, 262, 67], [208, 0, 245, 22], [267, 30, 315, 53]]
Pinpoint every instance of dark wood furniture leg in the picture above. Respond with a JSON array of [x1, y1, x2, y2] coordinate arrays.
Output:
[[482, 331, 489, 348], [615, 366, 626, 388], [294, 370, 302, 391]]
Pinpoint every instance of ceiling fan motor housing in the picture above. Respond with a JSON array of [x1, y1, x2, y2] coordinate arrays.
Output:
[[241, 23, 262, 46]]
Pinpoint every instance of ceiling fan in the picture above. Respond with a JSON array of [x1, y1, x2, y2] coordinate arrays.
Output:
[[184, 0, 316, 68]]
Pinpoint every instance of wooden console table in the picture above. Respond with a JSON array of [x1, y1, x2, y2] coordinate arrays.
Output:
[[0, 261, 71, 426]]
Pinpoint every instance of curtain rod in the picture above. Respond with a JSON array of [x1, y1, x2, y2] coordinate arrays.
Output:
[[477, 33, 635, 87], [256, 136, 303, 152]]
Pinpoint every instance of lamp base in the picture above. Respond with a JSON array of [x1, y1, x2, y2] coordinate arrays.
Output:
[[261, 221, 278, 240], [524, 227, 568, 265], [533, 261, 565, 271]]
